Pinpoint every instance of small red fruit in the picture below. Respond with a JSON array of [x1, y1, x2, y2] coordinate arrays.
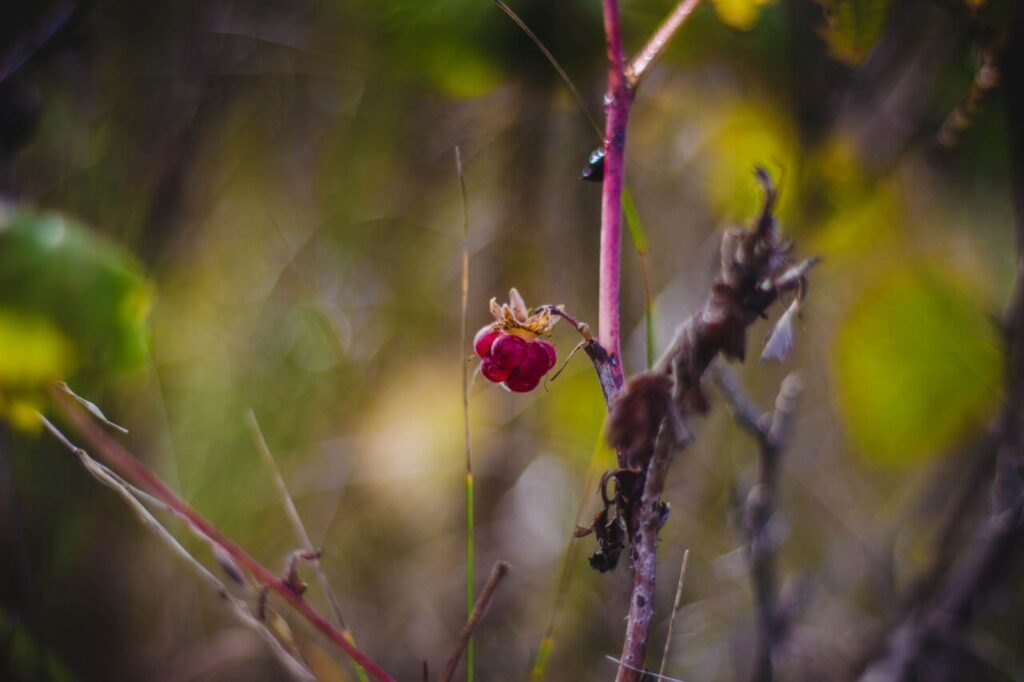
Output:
[[504, 368, 541, 393], [535, 340, 557, 371], [474, 325, 501, 359], [480, 356, 512, 382], [518, 341, 553, 381], [491, 333, 528, 369]]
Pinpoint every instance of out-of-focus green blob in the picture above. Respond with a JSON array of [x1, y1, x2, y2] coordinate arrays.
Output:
[[817, 0, 893, 65], [0, 208, 152, 376], [833, 266, 1003, 467]]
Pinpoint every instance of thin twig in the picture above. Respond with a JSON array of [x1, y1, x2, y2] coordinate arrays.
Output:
[[245, 409, 368, 682], [627, 0, 703, 87], [658, 549, 690, 679], [38, 414, 315, 681], [439, 561, 511, 682], [492, 0, 601, 137], [48, 388, 396, 682], [606, 656, 687, 682], [713, 369, 802, 682], [456, 145, 477, 682]]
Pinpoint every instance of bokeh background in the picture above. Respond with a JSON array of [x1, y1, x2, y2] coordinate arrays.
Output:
[[1, 0, 1020, 680]]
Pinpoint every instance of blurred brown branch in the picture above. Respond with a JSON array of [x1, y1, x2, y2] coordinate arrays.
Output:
[[855, 17, 1024, 681], [48, 387, 396, 682], [713, 368, 802, 682], [439, 561, 511, 682]]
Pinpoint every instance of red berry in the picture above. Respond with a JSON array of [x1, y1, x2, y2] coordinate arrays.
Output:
[[474, 325, 500, 359], [491, 333, 528, 369], [480, 356, 511, 382], [518, 341, 553, 381], [504, 368, 541, 393], [535, 340, 557, 371]]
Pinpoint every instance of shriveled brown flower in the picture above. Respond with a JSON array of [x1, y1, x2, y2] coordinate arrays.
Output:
[[607, 372, 673, 468]]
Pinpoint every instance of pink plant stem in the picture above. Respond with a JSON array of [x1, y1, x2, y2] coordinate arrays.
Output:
[[599, 0, 632, 390], [51, 389, 396, 682], [627, 0, 702, 85]]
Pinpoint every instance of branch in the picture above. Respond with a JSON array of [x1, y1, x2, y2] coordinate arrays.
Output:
[[49, 388, 396, 682], [627, 0, 703, 87], [714, 368, 802, 682], [38, 414, 316, 681], [439, 561, 511, 682], [615, 417, 688, 682], [606, 174, 812, 682]]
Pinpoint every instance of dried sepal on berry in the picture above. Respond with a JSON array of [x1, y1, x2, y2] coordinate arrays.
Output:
[[488, 288, 560, 337]]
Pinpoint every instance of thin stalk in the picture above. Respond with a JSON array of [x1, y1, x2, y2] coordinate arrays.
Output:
[[493, 0, 601, 138], [49, 388, 395, 682], [658, 549, 690, 679], [245, 409, 369, 682], [456, 145, 476, 682]]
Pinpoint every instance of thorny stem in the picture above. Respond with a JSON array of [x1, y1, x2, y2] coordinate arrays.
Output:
[[49, 388, 396, 682], [440, 561, 511, 682]]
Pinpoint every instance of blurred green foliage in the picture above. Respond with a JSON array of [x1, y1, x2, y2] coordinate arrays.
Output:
[[0, 209, 151, 429], [833, 265, 1003, 466]]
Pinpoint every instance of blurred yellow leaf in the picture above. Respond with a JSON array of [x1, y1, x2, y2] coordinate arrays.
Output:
[[703, 103, 798, 221], [0, 310, 74, 432], [833, 266, 1003, 466], [712, 0, 775, 30], [0, 310, 74, 385]]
